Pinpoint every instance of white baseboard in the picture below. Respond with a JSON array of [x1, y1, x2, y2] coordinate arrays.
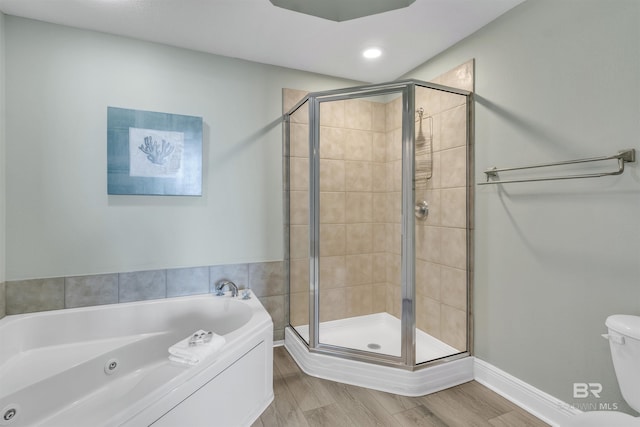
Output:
[[474, 358, 579, 427]]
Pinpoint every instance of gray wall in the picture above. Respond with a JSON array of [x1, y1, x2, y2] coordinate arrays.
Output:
[[3, 16, 357, 281], [405, 0, 640, 413]]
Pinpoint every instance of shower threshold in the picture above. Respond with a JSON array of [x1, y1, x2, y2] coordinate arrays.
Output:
[[293, 312, 460, 364], [285, 315, 473, 396]]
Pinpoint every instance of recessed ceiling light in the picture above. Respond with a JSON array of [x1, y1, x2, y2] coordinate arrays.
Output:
[[363, 48, 382, 59]]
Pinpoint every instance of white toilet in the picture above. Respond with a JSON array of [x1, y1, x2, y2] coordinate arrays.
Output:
[[565, 315, 640, 426]]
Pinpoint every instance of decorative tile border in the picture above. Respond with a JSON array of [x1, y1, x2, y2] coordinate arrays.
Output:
[[1, 261, 286, 340]]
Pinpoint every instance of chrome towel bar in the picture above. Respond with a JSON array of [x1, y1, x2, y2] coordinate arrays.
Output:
[[479, 149, 636, 185]]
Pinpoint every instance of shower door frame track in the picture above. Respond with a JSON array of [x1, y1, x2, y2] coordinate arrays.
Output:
[[284, 79, 474, 372]]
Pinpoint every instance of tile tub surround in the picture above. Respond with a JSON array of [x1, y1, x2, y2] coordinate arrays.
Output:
[[0, 282, 5, 319], [4, 261, 287, 341]]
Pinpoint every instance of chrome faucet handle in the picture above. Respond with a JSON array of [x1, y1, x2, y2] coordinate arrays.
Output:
[[215, 279, 238, 297]]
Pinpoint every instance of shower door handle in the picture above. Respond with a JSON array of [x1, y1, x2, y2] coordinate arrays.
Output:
[[415, 201, 428, 220]]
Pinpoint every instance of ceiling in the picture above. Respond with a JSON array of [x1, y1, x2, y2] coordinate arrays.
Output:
[[0, 0, 524, 83]]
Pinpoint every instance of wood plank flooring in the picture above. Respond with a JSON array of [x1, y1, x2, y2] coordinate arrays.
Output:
[[251, 347, 549, 427]]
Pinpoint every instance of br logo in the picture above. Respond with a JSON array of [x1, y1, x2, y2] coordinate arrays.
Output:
[[573, 383, 603, 398]]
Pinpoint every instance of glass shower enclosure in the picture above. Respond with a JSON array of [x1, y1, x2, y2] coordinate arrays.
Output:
[[284, 79, 472, 371]]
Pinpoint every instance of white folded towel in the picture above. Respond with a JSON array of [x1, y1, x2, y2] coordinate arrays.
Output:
[[168, 329, 226, 366]]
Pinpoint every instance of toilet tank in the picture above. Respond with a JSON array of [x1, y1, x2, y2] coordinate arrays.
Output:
[[606, 315, 640, 413]]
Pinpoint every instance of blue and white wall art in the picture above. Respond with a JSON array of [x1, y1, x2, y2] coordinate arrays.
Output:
[[107, 107, 203, 196]]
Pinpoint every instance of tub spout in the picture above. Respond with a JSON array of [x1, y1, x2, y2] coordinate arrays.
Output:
[[215, 280, 238, 297]]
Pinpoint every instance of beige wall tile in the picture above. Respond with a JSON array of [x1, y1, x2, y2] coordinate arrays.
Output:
[[319, 224, 346, 256], [290, 258, 309, 293], [346, 223, 373, 255], [385, 253, 401, 286], [439, 91, 467, 112], [249, 261, 285, 297], [290, 157, 309, 191], [259, 294, 286, 331], [416, 295, 441, 339], [385, 96, 402, 131], [345, 99, 372, 130], [319, 256, 346, 289], [372, 283, 386, 312], [372, 132, 386, 162], [372, 102, 386, 132], [386, 284, 402, 318], [372, 223, 386, 253], [290, 122, 309, 158], [416, 260, 441, 301], [441, 304, 467, 351], [320, 159, 345, 191], [386, 128, 402, 161], [440, 227, 467, 270], [345, 285, 373, 317], [290, 225, 309, 260], [441, 187, 466, 228], [371, 253, 386, 281], [320, 191, 345, 224], [345, 254, 372, 286], [320, 126, 344, 160], [320, 99, 344, 128], [441, 266, 467, 311], [440, 146, 467, 188], [283, 88, 308, 115], [372, 193, 387, 223], [344, 129, 373, 161], [345, 161, 372, 192], [372, 162, 386, 193], [290, 291, 309, 327], [441, 104, 467, 151], [432, 60, 474, 92], [319, 288, 346, 322], [415, 225, 441, 264], [290, 190, 309, 225], [416, 188, 440, 226], [345, 192, 372, 223]]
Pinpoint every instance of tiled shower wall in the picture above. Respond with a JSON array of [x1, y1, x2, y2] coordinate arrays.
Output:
[[286, 91, 391, 325], [2, 261, 287, 340], [413, 62, 473, 351]]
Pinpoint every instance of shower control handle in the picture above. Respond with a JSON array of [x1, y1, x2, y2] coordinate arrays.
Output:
[[415, 201, 428, 220]]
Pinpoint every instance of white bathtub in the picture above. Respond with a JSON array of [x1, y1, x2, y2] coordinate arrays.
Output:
[[0, 291, 273, 427]]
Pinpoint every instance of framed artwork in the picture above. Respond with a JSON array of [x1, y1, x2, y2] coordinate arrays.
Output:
[[107, 107, 203, 196]]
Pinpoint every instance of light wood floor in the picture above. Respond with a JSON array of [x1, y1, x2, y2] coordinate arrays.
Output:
[[252, 346, 549, 427]]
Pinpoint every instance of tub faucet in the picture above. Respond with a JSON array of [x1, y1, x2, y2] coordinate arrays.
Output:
[[215, 279, 238, 297]]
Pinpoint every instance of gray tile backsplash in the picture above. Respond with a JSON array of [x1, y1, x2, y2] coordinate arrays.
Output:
[[209, 263, 249, 292], [0, 282, 5, 319], [119, 269, 167, 303], [3, 261, 287, 341], [6, 278, 65, 315], [167, 266, 209, 297], [65, 274, 118, 308]]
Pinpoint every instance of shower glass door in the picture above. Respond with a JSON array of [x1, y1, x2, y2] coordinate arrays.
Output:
[[413, 84, 470, 364], [315, 89, 405, 359]]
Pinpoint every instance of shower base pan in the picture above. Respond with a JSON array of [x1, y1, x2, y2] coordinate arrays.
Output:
[[292, 312, 458, 363], [285, 312, 474, 396]]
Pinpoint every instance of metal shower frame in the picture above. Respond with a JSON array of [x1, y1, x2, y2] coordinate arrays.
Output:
[[283, 79, 474, 371]]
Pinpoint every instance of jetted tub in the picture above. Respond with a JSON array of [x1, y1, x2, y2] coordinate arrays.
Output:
[[0, 291, 273, 427]]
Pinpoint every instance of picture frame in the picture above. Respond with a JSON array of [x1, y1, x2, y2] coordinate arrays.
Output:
[[107, 107, 203, 196]]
